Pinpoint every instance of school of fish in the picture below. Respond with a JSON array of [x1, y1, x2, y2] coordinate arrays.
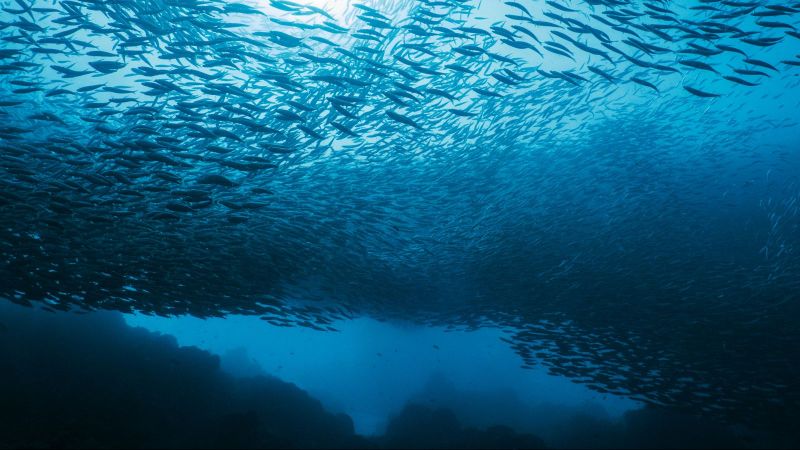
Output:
[[1, 0, 799, 431]]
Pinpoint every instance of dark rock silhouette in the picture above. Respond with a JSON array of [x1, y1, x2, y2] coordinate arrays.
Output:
[[0, 303, 369, 449], [381, 404, 546, 449]]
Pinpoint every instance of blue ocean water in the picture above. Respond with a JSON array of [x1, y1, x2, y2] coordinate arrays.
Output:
[[125, 314, 637, 435], [2, 0, 800, 447]]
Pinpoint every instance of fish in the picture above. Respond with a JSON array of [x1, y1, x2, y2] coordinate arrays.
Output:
[[197, 174, 237, 187], [722, 76, 759, 87], [678, 60, 719, 74], [745, 58, 779, 72], [631, 77, 659, 92], [683, 86, 721, 98], [385, 110, 422, 129], [51, 65, 92, 78]]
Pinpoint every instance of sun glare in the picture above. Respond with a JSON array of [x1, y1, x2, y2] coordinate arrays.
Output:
[[257, 0, 353, 24]]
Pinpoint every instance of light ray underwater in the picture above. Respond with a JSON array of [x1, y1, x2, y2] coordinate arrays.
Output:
[[1, 0, 800, 448]]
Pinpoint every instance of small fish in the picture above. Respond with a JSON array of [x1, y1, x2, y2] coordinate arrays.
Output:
[[385, 110, 422, 129], [631, 77, 659, 92], [197, 174, 237, 187], [684, 86, 720, 98]]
